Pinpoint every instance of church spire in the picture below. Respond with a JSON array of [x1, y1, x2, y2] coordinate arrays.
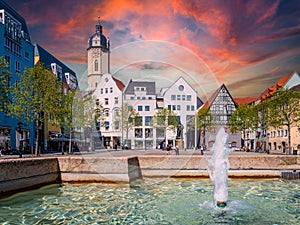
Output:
[[96, 16, 102, 34]]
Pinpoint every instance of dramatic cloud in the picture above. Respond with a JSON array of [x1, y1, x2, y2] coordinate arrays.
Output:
[[8, 0, 300, 97]]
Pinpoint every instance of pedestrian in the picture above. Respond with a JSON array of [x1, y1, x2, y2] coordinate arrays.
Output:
[[175, 145, 179, 155]]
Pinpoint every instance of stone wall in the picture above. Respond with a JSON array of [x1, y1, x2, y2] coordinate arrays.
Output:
[[138, 155, 300, 178], [0, 158, 60, 195], [57, 156, 142, 184]]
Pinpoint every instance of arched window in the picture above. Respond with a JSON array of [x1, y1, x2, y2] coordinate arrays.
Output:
[[94, 60, 98, 71]]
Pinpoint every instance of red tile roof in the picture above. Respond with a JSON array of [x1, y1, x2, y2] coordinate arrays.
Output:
[[113, 77, 125, 91], [234, 97, 257, 106], [260, 71, 295, 100]]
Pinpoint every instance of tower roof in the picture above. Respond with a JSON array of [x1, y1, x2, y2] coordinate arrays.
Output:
[[87, 17, 109, 50]]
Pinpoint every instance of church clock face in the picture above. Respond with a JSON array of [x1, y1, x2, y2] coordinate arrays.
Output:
[[92, 48, 101, 58]]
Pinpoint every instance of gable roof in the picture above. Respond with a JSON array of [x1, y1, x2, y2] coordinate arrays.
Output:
[[202, 84, 238, 109], [260, 71, 296, 100], [161, 76, 198, 96], [124, 80, 156, 95]]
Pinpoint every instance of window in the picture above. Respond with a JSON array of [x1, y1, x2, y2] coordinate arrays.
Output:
[[130, 96, 134, 100], [114, 121, 119, 130], [177, 105, 181, 110], [148, 97, 152, 100], [4, 55, 10, 68], [172, 105, 176, 110], [187, 95, 191, 101], [105, 88, 108, 94], [191, 105, 195, 111], [105, 121, 109, 130], [145, 105, 150, 111], [128, 105, 133, 111], [142, 97, 146, 100], [284, 130, 287, 137], [105, 98, 108, 105], [105, 110, 109, 117], [24, 51, 30, 60], [145, 116, 152, 126], [94, 60, 98, 71], [187, 105, 190, 111], [178, 85, 184, 91], [100, 88, 103, 94], [138, 106, 143, 111], [134, 128, 143, 138], [145, 128, 153, 138], [168, 105, 171, 110], [114, 97, 118, 104], [15, 61, 20, 73], [110, 87, 113, 93], [182, 95, 185, 101], [177, 95, 181, 100], [171, 95, 176, 100]]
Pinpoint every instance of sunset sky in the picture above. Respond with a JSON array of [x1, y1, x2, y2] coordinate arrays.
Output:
[[8, 0, 300, 99]]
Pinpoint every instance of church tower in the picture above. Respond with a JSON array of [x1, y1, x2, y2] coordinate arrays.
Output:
[[87, 17, 110, 90]]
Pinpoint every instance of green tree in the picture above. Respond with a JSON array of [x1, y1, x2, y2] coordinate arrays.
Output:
[[0, 57, 12, 115], [268, 88, 300, 154], [78, 94, 105, 149], [153, 108, 179, 146], [228, 104, 259, 148], [196, 107, 213, 148], [9, 62, 62, 155], [116, 102, 139, 147]]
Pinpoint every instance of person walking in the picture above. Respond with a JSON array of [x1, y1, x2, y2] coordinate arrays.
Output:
[[175, 145, 179, 155]]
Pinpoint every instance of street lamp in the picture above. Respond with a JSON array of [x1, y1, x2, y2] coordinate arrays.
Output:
[[17, 122, 24, 158]]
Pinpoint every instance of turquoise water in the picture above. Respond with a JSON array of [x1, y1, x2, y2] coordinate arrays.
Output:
[[0, 178, 299, 224]]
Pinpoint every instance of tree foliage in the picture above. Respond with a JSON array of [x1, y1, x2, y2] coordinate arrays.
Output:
[[116, 102, 139, 145], [196, 107, 213, 131], [228, 104, 259, 146], [0, 57, 12, 114], [267, 88, 300, 153], [9, 62, 62, 154], [153, 108, 179, 138]]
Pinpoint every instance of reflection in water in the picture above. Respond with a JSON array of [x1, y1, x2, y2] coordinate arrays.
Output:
[[0, 179, 299, 224]]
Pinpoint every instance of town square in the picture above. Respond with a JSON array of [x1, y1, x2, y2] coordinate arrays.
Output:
[[0, 0, 299, 224]]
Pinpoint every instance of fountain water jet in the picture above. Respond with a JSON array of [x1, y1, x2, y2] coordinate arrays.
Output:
[[207, 127, 232, 208]]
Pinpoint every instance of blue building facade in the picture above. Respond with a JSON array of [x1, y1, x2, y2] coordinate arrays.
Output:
[[0, 0, 34, 152]]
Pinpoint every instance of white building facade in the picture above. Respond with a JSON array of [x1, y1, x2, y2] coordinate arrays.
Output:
[[92, 73, 124, 148], [160, 77, 201, 149], [123, 80, 157, 149]]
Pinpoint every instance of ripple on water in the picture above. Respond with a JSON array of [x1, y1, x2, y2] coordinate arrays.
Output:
[[0, 178, 299, 224]]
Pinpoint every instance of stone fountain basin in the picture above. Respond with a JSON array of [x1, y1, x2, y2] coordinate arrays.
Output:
[[0, 155, 299, 196]]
